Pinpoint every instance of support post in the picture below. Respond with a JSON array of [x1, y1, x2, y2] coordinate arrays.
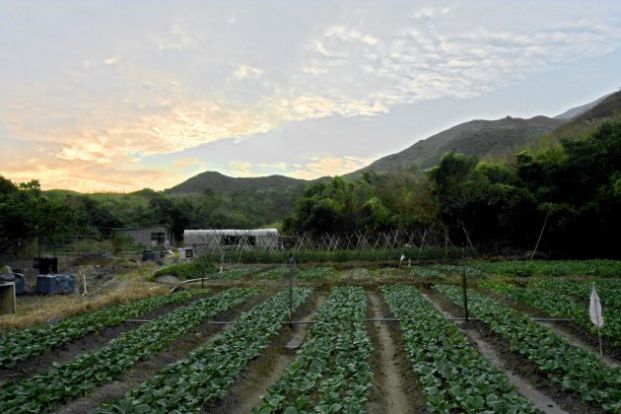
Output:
[[461, 248, 469, 325], [530, 207, 551, 260], [288, 255, 296, 329]]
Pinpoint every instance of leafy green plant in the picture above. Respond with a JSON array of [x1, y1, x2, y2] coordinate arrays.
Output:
[[0, 288, 257, 413], [382, 285, 539, 413], [0, 288, 206, 368], [473, 260, 621, 278], [485, 279, 621, 345], [97, 287, 312, 413], [437, 285, 621, 413], [253, 286, 373, 414]]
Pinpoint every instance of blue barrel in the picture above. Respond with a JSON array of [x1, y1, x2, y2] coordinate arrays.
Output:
[[36, 274, 75, 294], [55, 274, 75, 294], [13, 273, 25, 295]]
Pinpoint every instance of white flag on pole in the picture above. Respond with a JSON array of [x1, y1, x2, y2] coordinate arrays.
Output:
[[589, 283, 604, 328], [400, 254, 405, 263]]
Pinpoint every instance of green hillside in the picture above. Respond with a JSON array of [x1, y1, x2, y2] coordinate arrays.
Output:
[[354, 115, 563, 174], [166, 171, 308, 194], [543, 89, 621, 144]]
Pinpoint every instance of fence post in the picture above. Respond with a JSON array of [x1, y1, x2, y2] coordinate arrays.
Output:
[[461, 248, 469, 325], [287, 255, 296, 328]]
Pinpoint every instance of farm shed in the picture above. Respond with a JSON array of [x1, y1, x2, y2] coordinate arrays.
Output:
[[184, 229, 279, 253], [112, 225, 172, 247]]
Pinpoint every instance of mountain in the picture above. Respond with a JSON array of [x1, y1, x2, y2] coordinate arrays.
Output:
[[167, 171, 308, 194], [543, 89, 621, 143], [554, 93, 611, 120], [353, 115, 564, 174], [168, 91, 620, 190]]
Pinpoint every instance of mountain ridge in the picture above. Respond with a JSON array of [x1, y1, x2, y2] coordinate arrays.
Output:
[[166, 90, 619, 194], [166, 170, 309, 194]]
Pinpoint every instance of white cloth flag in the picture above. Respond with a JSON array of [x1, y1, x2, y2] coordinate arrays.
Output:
[[589, 283, 604, 328]]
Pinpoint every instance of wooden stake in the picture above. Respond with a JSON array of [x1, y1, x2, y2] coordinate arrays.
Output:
[[530, 207, 551, 260], [597, 327, 603, 358], [461, 248, 469, 324]]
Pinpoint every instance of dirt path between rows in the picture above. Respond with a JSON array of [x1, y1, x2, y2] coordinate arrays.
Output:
[[480, 288, 621, 366], [0, 294, 203, 383], [463, 326, 569, 414], [367, 290, 425, 414], [54, 294, 268, 414], [205, 291, 326, 413], [538, 320, 621, 368], [422, 288, 602, 414]]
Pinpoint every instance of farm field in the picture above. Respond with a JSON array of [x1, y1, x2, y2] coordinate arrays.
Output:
[[1, 261, 621, 413]]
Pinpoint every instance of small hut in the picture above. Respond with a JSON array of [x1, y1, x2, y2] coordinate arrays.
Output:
[[112, 225, 172, 247]]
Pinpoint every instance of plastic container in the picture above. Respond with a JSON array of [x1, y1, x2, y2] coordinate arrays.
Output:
[[12, 273, 25, 295], [36, 274, 75, 295]]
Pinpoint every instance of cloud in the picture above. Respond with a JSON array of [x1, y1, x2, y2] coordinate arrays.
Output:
[[289, 155, 374, 180], [154, 24, 198, 50], [257, 161, 288, 172], [233, 64, 263, 79], [171, 157, 208, 171], [228, 161, 254, 177], [2, 2, 621, 191], [292, 12, 621, 113], [103, 55, 121, 65], [0, 154, 188, 193]]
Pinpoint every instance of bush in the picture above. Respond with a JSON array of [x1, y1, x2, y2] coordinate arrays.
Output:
[[152, 257, 215, 280]]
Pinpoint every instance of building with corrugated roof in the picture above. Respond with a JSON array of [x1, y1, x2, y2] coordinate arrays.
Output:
[[183, 229, 279, 253]]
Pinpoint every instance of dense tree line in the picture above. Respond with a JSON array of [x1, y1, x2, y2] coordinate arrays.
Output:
[[285, 121, 621, 258], [0, 181, 299, 254]]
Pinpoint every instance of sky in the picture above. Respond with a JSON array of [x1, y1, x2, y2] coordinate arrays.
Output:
[[1, 0, 621, 192]]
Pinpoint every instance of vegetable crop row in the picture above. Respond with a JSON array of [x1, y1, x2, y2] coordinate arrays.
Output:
[[0, 288, 256, 413], [381, 285, 538, 413], [484, 280, 621, 345], [408, 266, 444, 278], [436, 285, 621, 413], [473, 260, 621, 277], [528, 279, 621, 310], [254, 266, 335, 280], [0, 288, 206, 367], [253, 286, 373, 414], [431, 264, 489, 278], [98, 287, 312, 414]]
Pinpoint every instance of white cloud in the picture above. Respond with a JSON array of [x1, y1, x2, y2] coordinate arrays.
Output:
[[289, 155, 374, 179], [3, 1, 621, 191], [233, 64, 263, 80], [103, 55, 121, 65], [154, 24, 198, 50], [228, 161, 254, 177]]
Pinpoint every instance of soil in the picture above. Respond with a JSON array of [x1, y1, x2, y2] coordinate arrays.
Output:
[[462, 325, 569, 414], [366, 290, 426, 414], [0, 294, 204, 382], [478, 287, 621, 366], [425, 287, 607, 414], [540, 321, 621, 368], [204, 290, 326, 413], [54, 293, 269, 414]]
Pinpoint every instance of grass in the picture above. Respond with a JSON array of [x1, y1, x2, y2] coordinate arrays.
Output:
[[151, 257, 217, 280], [0, 277, 169, 334]]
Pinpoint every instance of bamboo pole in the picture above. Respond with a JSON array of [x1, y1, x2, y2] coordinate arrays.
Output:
[[530, 207, 551, 260]]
